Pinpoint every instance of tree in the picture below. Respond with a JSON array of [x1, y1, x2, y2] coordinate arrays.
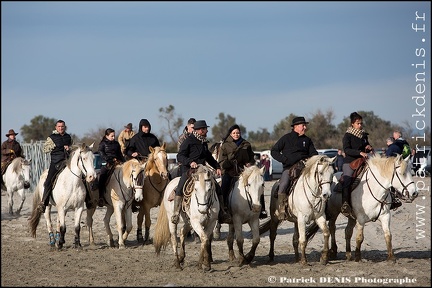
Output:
[[21, 115, 58, 142], [306, 109, 339, 149], [158, 105, 183, 149]]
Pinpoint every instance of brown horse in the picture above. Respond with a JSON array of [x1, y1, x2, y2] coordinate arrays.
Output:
[[136, 143, 169, 244]]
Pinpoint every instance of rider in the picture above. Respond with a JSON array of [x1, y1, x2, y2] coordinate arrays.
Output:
[[125, 119, 160, 162], [37, 120, 81, 213], [271, 116, 318, 220], [172, 120, 232, 225], [97, 128, 125, 207], [1, 129, 24, 189], [218, 124, 261, 217], [117, 123, 136, 160], [341, 112, 373, 219]]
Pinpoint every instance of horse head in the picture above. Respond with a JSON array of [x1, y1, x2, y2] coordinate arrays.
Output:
[[391, 154, 418, 202], [123, 159, 146, 202], [70, 143, 97, 183], [148, 143, 169, 180], [21, 158, 31, 189], [192, 165, 215, 215], [240, 165, 265, 213], [304, 155, 334, 201]]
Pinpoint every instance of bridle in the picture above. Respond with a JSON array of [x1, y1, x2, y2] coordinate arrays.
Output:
[[301, 161, 332, 213]]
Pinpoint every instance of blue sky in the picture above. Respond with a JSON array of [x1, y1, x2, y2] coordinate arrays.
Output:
[[2, 1, 431, 141]]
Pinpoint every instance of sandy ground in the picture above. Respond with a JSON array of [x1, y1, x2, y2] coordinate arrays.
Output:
[[1, 177, 431, 287]]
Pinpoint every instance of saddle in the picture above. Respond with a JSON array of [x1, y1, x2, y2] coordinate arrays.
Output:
[[334, 158, 367, 192]]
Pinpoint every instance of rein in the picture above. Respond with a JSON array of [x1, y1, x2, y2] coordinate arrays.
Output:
[[70, 151, 89, 180], [300, 163, 331, 214]]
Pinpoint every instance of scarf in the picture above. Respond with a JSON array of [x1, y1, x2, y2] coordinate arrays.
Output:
[[192, 131, 209, 144], [346, 127, 365, 139]]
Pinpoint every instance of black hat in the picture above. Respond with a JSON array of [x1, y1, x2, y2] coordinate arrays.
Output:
[[291, 116, 309, 127], [194, 120, 210, 130], [124, 123, 133, 129], [228, 124, 240, 134], [6, 129, 18, 137]]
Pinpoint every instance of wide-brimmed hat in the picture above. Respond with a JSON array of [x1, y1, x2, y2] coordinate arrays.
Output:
[[124, 123, 133, 129], [194, 120, 210, 130], [6, 129, 18, 137], [291, 116, 309, 127]]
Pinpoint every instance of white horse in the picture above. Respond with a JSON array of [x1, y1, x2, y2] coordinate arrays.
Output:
[[102, 158, 146, 248], [2, 157, 31, 215], [227, 165, 265, 266], [259, 155, 336, 265], [153, 164, 220, 271], [28, 143, 97, 249], [306, 154, 418, 262]]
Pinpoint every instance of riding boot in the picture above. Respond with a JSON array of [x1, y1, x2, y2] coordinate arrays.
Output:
[[98, 183, 106, 207], [259, 193, 267, 219], [275, 193, 287, 220], [171, 195, 183, 224], [341, 186, 354, 219], [218, 194, 232, 224]]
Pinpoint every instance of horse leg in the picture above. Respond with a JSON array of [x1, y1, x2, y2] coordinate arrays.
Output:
[[144, 206, 152, 244], [55, 208, 67, 250], [297, 219, 308, 265], [268, 213, 279, 262], [213, 221, 221, 240], [235, 227, 246, 267], [244, 220, 260, 264], [136, 205, 144, 244], [16, 189, 26, 215], [121, 207, 133, 246], [7, 189, 13, 215], [104, 206, 115, 247], [380, 214, 396, 262], [73, 208, 84, 249], [179, 224, 189, 267], [315, 216, 330, 265], [345, 218, 356, 261], [169, 223, 182, 269], [114, 204, 127, 248], [354, 221, 365, 262], [293, 222, 300, 263], [86, 207, 96, 246], [200, 237, 211, 271], [44, 206, 56, 248], [227, 224, 236, 262], [328, 216, 338, 260]]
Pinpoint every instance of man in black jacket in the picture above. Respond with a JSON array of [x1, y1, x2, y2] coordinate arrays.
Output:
[[172, 120, 232, 225], [38, 120, 73, 213], [125, 119, 160, 161], [271, 116, 318, 220]]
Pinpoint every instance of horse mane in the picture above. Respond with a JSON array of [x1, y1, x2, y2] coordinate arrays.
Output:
[[240, 165, 260, 186], [10, 157, 23, 173], [302, 155, 328, 177], [123, 158, 140, 175], [367, 154, 406, 178]]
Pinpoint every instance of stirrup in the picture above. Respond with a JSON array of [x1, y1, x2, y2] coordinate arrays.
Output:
[[259, 210, 268, 219]]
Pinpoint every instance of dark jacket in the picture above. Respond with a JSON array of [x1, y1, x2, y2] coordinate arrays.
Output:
[[386, 143, 402, 157], [98, 137, 125, 165], [177, 132, 220, 170], [219, 136, 255, 177], [46, 132, 73, 165], [126, 119, 160, 159], [1, 140, 23, 163], [271, 130, 318, 170], [343, 131, 371, 164]]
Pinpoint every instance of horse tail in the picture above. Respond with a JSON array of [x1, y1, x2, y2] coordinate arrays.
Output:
[[305, 221, 320, 243], [28, 185, 42, 238], [153, 197, 170, 255]]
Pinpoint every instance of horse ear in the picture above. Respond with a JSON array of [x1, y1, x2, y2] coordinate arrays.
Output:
[[403, 154, 411, 162], [161, 142, 166, 150], [149, 146, 155, 153], [329, 156, 337, 164], [89, 142, 95, 149], [260, 166, 266, 175]]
